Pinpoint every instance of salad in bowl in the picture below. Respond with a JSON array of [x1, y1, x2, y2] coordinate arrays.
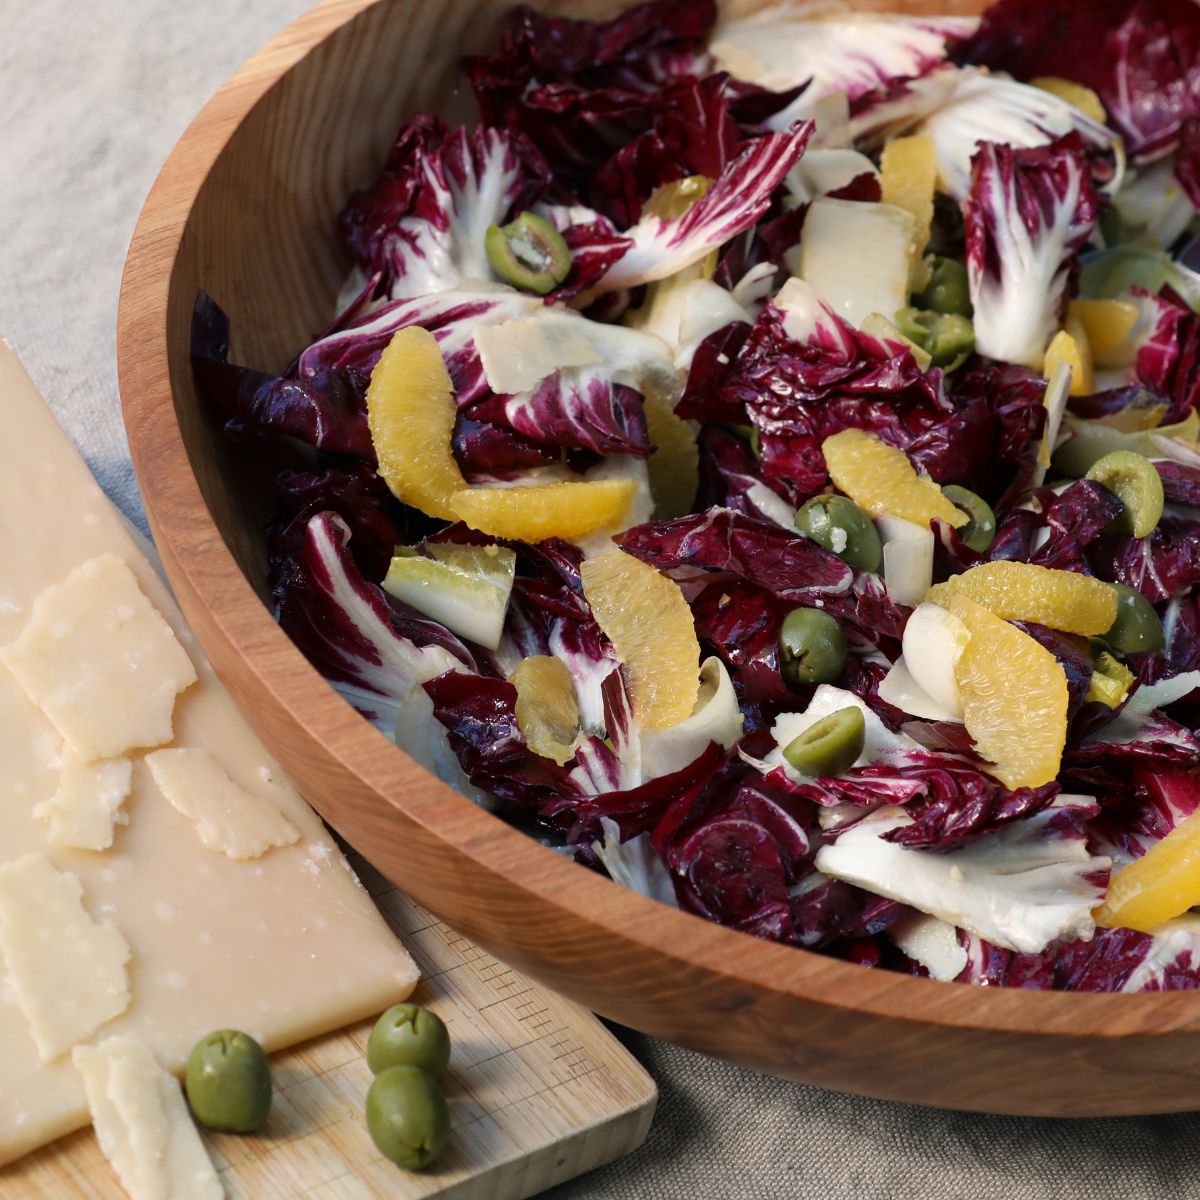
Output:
[[193, 0, 1200, 993]]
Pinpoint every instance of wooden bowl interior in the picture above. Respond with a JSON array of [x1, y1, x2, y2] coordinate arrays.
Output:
[[119, 0, 1200, 1118]]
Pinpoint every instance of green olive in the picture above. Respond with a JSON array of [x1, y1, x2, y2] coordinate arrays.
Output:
[[367, 1004, 451, 1078], [913, 256, 972, 317], [485, 211, 571, 294], [782, 706, 866, 778], [1085, 450, 1165, 538], [941, 485, 996, 553], [185, 1030, 272, 1133], [795, 495, 882, 572], [893, 307, 975, 370], [778, 607, 849, 688], [1103, 582, 1165, 655], [366, 1065, 450, 1170]]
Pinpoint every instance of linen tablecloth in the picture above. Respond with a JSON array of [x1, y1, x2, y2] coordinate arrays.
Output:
[[3, 2, 1200, 1196]]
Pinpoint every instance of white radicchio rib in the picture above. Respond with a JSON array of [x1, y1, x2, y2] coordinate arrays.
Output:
[[964, 136, 1099, 369], [586, 122, 814, 296], [815, 796, 1111, 955], [710, 11, 976, 103], [916, 68, 1124, 201]]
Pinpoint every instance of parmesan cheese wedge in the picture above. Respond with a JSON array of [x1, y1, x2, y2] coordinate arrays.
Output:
[[73, 1037, 222, 1200], [34, 749, 133, 851], [0, 341, 418, 1165], [145, 748, 300, 860], [0, 853, 131, 1061]]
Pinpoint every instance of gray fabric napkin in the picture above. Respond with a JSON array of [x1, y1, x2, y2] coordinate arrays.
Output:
[[3, 2, 1199, 1196]]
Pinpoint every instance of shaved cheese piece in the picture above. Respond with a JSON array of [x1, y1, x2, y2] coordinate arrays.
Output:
[[787, 198, 915, 328], [34, 748, 132, 851], [0, 853, 130, 1061], [145, 749, 301, 860], [0, 555, 197, 761], [73, 1037, 221, 1200], [475, 313, 601, 395]]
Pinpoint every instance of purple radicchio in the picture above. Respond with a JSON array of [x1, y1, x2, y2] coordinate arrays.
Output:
[[954, 0, 1200, 162], [276, 513, 477, 729], [463, 0, 718, 187], [956, 921, 1200, 992], [582, 120, 814, 297], [191, 292, 374, 458], [1090, 766, 1200, 869], [339, 118, 552, 300], [964, 134, 1099, 370], [1129, 287, 1200, 425]]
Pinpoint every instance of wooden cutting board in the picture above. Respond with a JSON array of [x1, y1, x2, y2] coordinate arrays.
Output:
[[1, 854, 657, 1199]]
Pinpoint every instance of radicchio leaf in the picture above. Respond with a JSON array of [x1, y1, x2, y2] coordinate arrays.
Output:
[[617, 506, 854, 601], [276, 513, 474, 728], [191, 293, 373, 458], [964, 134, 1099, 369], [954, 0, 1200, 161], [340, 118, 552, 299]]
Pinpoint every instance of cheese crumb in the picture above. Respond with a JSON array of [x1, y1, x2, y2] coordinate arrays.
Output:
[[34, 748, 132, 851], [0, 854, 130, 1061], [146, 748, 301, 860], [0, 555, 197, 761]]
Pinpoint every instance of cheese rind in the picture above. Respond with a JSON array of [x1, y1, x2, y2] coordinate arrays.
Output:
[[145, 748, 301, 860], [0, 853, 131, 1061], [73, 1037, 223, 1200], [0, 554, 197, 761], [34, 749, 133, 851]]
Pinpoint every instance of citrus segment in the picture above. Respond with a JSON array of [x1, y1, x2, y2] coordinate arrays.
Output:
[[1043, 315, 1093, 397], [1029, 76, 1107, 123], [821, 428, 967, 529], [1094, 806, 1200, 932], [509, 656, 581, 765], [879, 134, 937, 257], [643, 386, 700, 520], [944, 593, 1068, 790], [1068, 298, 1139, 359], [448, 479, 637, 542], [580, 548, 699, 729], [927, 561, 1117, 636], [366, 326, 466, 520]]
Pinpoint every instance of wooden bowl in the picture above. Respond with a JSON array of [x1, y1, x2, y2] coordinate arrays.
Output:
[[116, 0, 1200, 1116]]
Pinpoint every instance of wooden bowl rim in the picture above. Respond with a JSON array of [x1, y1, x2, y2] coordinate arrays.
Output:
[[116, 0, 1200, 1052]]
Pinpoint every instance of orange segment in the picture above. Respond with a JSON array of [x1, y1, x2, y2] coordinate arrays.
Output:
[[580, 548, 699, 729], [879, 134, 937, 257], [643, 386, 699, 520], [1029, 76, 1107, 124], [1068, 299, 1139, 359], [509, 656, 580, 765], [927, 561, 1117, 636], [1043, 315, 1094, 397], [822, 428, 967, 529], [366, 326, 466, 521], [1095, 807, 1200, 932], [945, 593, 1068, 790], [449, 479, 637, 541]]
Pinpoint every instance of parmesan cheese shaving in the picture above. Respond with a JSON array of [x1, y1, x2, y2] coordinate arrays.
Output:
[[0, 853, 130, 1061], [145, 749, 301, 860], [34, 749, 132, 851]]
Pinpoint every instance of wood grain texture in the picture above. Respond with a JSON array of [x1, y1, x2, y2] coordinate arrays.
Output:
[[116, 0, 1200, 1117], [2, 858, 655, 1199]]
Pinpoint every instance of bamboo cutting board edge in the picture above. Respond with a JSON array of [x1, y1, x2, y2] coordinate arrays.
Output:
[[0, 853, 657, 1200]]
